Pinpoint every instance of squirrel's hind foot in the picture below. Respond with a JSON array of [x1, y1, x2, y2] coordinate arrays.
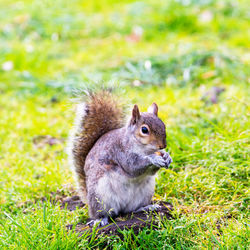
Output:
[[134, 204, 160, 213], [86, 217, 109, 227]]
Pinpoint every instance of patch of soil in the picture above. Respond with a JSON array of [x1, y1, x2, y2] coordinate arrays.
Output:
[[61, 195, 85, 211], [62, 195, 173, 237], [18, 186, 77, 213]]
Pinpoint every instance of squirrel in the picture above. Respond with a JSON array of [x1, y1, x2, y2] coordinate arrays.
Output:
[[68, 90, 172, 226]]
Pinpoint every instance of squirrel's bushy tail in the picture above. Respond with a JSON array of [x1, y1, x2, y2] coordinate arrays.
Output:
[[68, 90, 125, 202]]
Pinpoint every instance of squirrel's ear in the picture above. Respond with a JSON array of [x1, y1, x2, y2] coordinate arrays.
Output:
[[147, 103, 158, 116], [130, 104, 140, 125]]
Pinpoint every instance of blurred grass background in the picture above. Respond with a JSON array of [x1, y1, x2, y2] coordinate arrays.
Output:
[[0, 0, 249, 248]]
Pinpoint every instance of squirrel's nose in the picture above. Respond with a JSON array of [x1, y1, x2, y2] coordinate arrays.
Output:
[[159, 141, 167, 149], [159, 144, 166, 150]]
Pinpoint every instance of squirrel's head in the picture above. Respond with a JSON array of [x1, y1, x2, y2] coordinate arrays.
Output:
[[128, 103, 166, 154]]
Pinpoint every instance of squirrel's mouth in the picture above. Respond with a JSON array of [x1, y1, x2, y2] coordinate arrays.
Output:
[[145, 147, 159, 155]]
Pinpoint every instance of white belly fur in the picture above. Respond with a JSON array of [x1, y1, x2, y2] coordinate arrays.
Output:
[[96, 171, 155, 215]]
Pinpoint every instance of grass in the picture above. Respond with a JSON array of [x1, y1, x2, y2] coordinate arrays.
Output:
[[0, 0, 249, 248]]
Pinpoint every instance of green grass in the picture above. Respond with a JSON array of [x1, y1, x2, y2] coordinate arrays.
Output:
[[0, 0, 249, 248]]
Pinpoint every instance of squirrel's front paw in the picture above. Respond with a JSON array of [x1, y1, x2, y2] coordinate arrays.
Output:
[[162, 152, 172, 168], [148, 154, 167, 168]]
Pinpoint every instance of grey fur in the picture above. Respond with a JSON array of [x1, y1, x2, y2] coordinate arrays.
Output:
[[84, 113, 171, 220]]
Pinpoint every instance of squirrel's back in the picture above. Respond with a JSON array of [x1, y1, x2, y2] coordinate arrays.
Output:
[[68, 90, 125, 201]]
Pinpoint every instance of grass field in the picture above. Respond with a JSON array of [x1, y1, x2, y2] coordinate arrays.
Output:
[[0, 0, 249, 248]]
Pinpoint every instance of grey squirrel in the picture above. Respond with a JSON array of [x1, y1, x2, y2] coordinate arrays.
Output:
[[68, 90, 172, 226]]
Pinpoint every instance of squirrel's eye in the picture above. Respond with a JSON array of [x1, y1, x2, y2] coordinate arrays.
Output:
[[141, 126, 149, 134]]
